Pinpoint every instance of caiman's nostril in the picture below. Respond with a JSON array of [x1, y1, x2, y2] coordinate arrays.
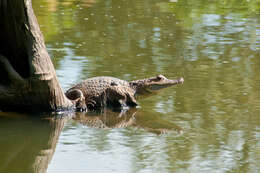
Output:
[[179, 77, 184, 84]]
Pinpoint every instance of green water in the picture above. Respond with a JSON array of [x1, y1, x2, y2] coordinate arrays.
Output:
[[1, 0, 260, 172]]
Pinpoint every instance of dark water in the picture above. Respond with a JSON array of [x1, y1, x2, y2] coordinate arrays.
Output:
[[1, 0, 260, 172]]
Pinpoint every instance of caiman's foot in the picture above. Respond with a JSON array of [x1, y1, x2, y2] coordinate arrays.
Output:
[[65, 88, 87, 112], [76, 100, 87, 112], [86, 99, 97, 110]]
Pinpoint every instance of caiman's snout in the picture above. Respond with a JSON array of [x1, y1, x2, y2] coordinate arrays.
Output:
[[146, 75, 184, 91], [155, 74, 184, 84], [164, 76, 184, 87], [176, 77, 184, 84]]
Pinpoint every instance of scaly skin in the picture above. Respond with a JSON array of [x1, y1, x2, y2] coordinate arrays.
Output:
[[65, 75, 184, 111]]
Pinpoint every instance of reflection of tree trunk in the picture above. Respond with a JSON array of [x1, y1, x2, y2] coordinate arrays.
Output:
[[33, 118, 66, 173], [0, 0, 72, 112], [0, 115, 66, 173]]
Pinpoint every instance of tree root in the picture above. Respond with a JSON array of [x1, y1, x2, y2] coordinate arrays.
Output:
[[0, 54, 26, 86]]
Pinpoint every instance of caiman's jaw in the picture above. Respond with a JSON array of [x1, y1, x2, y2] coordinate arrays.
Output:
[[144, 75, 184, 91], [130, 74, 184, 97]]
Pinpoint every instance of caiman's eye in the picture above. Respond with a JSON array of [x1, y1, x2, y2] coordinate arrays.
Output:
[[156, 74, 165, 80]]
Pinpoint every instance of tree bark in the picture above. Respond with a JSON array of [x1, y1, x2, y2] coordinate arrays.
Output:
[[0, 0, 73, 112]]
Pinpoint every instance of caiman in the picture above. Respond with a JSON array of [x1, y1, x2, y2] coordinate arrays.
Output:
[[65, 74, 184, 111]]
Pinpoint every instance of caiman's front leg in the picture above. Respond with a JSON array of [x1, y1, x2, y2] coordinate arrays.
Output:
[[105, 86, 138, 108], [86, 99, 98, 110], [126, 93, 138, 107], [104, 87, 126, 108]]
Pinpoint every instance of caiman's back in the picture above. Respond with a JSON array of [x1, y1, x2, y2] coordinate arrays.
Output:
[[65, 76, 137, 109], [73, 76, 130, 97]]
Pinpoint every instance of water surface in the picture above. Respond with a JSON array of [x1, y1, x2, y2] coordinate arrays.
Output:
[[1, 0, 260, 172]]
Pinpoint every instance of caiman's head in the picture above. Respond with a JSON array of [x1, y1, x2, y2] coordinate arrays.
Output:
[[130, 74, 184, 98]]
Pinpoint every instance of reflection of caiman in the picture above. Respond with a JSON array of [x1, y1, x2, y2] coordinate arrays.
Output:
[[65, 75, 184, 111], [73, 109, 182, 135]]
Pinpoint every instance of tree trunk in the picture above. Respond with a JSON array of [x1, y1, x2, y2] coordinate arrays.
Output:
[[0, 0, 73, 112]]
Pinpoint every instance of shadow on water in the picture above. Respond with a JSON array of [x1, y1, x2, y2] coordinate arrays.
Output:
[[0, 109, 181, 173]]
